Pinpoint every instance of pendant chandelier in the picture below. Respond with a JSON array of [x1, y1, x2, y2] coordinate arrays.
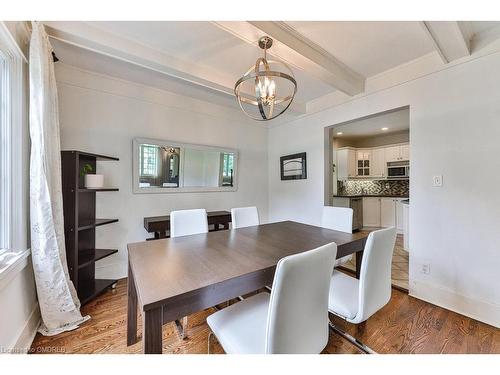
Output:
[[234, 36, 297, 121]]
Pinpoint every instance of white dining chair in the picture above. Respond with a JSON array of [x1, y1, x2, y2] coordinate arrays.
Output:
[[231, 206, 259, 229], [328, 226, 397, 353], [206, 242, 338, 354], [170, 208, 209, 339], [170, 208, 208, 238], [321, 206, 353, 266]]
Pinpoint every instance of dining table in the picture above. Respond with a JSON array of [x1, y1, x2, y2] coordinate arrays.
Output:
[[126, 220, 373, 353]]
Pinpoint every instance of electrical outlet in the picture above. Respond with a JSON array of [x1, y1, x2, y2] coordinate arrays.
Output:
[[432, 175, 443, 187], [421, 263, 431, 275]]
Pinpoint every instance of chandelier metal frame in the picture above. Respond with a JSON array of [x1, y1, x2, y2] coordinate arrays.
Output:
[[234, 36, 298, 121]]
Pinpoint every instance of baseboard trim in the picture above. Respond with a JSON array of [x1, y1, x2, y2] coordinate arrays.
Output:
[[10, 303, 40, 354], [410, 279, 500, 328]]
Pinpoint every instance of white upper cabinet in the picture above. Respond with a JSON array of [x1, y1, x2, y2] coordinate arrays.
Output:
[[401, 144, 410, 160], [370, 148, 386, 178], [337, 142, 408, 180], [337, 148, 356, 180], [385, 144, 409, 162], [356, 150, 371, 177], [385, 145, 401, 162]]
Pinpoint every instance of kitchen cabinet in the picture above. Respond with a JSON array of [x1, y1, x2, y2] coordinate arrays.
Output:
[[362, 197, 381, 227], [403, 202, 410, 251], [401, 144, 410, 160], [380, 198, 396, 227], [337, 143, 408, 180], [385, 144, 409, 162], [363, 197, 406, 232], [395, 199, 405, 232], [336, 148, 356, 180], [356, 150, 371, 176], [370, 148, 386, 178]]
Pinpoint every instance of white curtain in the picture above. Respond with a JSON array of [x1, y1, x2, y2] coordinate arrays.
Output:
[[29, 21, 89, 336]]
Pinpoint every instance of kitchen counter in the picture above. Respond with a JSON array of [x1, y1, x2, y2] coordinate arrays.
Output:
[[333, 194, 409, 199]]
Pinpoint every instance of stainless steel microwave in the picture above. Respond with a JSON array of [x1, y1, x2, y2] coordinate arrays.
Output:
[[387, 162, 409, 178]]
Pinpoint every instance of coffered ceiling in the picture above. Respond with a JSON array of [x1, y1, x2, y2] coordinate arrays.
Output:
[[43, 21, 500, 123]]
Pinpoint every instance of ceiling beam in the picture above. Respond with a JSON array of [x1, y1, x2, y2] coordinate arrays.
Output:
[[42, 22, 307, 115], [213, 21, 365, 96], [421, 21, 471, 63]]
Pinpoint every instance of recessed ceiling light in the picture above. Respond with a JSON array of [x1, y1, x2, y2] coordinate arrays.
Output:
[[336, 132, 343, 135], [381, 127, 389, 131]]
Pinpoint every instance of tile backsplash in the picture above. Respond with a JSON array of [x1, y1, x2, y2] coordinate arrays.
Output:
[[338, 179, 409, 196]]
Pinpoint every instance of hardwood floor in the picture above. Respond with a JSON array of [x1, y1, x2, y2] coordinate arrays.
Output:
[[30, 279, 499, 354]]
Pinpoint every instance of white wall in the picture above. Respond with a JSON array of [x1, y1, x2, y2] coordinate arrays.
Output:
[[268, 51, 500, 327], [55, 64, 269, 280], [0, 256, 39, 352]]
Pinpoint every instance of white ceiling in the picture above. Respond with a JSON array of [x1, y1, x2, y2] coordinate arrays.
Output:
[[84, 21, 334, 103], [333, 108, 409, 138], [286, 21, 436, 77], [45, 21, 500, 121]]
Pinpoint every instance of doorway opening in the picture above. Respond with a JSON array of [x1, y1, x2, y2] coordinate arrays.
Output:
[[324, 106, 410, 292]]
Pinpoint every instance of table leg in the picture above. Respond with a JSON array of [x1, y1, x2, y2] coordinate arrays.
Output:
[[355, 250, 363, 279], [127, 262, 138, 346], [143, 306, 163, 354]]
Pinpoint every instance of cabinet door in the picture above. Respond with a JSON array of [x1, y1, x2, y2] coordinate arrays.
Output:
[[380, 198, 396, 227], [347, 149, 356, 178], [363, 197, 380, 227], [336, 149, 348, 180], [371, 148, 386, 177], [403, 204, 410, 251], [356, 149, 371, 176], [400, 144, 410, 161], [385, 146, 401, 162], [395, 199, 405, 232]]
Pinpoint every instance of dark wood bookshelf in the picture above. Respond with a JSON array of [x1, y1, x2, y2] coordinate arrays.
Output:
[[78, 188, 119, 193], [78, 218, 119, 231], [78, 249, 119, 269], [61, 150, 119, 305], [78, 279, 118, 305]]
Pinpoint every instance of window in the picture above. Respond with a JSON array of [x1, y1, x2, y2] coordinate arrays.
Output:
[[221, 153, 234, 186], [0, 48, 10, 250], [0, 23, 27, 256], [139, 144, 158, 177]]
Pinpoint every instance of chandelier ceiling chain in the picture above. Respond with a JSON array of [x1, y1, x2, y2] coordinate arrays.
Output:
[[234, 36, 298, 121]]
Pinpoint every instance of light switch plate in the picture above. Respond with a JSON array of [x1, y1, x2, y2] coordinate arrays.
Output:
[[433, 175, 443, 187]]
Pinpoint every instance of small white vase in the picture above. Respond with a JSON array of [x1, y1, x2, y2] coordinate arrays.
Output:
[[84, 174, 104, 189]]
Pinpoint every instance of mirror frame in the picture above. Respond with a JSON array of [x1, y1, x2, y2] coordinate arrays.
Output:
[[132, 138, 239, 194]]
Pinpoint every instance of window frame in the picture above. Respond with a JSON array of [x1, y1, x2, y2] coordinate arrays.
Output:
[[139, 144, 159, 177], [0, 22, 28, 258]]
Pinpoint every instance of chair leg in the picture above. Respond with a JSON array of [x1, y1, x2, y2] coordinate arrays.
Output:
[[174, 316, 188, 340], [207, 331, 215, 354], [328, 321, 376, 354]]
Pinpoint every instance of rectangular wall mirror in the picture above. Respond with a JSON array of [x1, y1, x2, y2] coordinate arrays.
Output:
[[133, 138, 238, 193]]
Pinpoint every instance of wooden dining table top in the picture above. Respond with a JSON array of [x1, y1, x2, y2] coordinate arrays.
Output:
[[127, 220, 370, 311]]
